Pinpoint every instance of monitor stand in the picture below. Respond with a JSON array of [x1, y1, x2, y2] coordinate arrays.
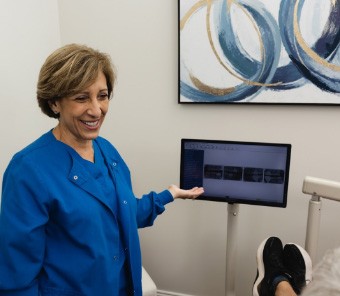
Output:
[[225, 203, 239, 296]]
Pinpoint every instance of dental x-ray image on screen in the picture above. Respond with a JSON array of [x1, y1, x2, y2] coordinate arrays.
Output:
[[180, 139, 291, 208]]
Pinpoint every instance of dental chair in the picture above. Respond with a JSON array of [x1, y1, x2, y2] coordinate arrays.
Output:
[[142, 267, 157, 296]]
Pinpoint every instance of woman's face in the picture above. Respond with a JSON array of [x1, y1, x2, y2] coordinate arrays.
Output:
[[53, 71, 109, 144]]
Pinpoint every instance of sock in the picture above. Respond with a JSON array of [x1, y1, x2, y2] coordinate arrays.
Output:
[[271, 274, 290, 293]]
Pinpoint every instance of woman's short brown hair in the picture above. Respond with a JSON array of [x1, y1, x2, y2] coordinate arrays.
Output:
[[37, 43, 116, 118]]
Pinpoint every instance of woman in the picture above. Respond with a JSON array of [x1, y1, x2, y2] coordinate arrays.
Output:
[[0, 44, 204, 296]]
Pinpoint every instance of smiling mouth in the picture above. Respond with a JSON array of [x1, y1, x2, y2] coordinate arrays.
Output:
[[81, 120, 100, 128]]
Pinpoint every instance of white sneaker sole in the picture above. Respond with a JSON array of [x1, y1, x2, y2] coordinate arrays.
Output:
[[253, 238, 269, 296]]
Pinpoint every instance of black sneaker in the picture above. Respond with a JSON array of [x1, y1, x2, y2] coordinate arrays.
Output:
[[253, 237, 289, 296], [283, 243, 313, 294]]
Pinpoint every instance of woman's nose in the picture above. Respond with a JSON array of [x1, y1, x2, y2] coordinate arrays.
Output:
[[87, 98, 102, 116]]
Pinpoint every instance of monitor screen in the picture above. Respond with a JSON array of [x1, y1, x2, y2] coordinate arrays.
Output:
[[180, 139, 291, 207]]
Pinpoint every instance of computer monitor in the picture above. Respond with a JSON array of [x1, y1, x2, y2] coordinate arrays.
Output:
[[180, 139, 291, 208]]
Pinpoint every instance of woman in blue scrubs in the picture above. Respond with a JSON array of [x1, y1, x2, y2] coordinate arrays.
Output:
[[0, 44, 204, 296]]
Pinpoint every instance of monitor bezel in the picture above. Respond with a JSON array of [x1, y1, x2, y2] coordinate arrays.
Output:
[[180, 138, 291, 208]]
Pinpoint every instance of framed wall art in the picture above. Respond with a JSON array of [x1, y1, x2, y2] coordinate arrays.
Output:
[[178, 0, 340, 104]]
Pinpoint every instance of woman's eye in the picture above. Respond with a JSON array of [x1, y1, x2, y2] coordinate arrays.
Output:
[[99, 93, 109, 100], [75, 96, 88, 102]]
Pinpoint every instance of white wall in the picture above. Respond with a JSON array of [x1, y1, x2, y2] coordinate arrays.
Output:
[[2, 1, 340, 295], [0, 0, 60, 176]]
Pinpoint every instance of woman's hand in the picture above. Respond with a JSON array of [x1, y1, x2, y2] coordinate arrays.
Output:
[[168, 184, 204, 200]]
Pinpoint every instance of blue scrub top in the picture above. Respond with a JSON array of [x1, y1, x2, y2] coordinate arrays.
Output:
[[0, 130, 174, 296], [80, 141, 131, 295]]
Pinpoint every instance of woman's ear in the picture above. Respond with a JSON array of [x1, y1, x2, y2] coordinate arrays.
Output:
[[48, 100, 60, 115]]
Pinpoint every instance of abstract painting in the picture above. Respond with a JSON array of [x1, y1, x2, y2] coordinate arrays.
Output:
[[179, 0, 340, 104]]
